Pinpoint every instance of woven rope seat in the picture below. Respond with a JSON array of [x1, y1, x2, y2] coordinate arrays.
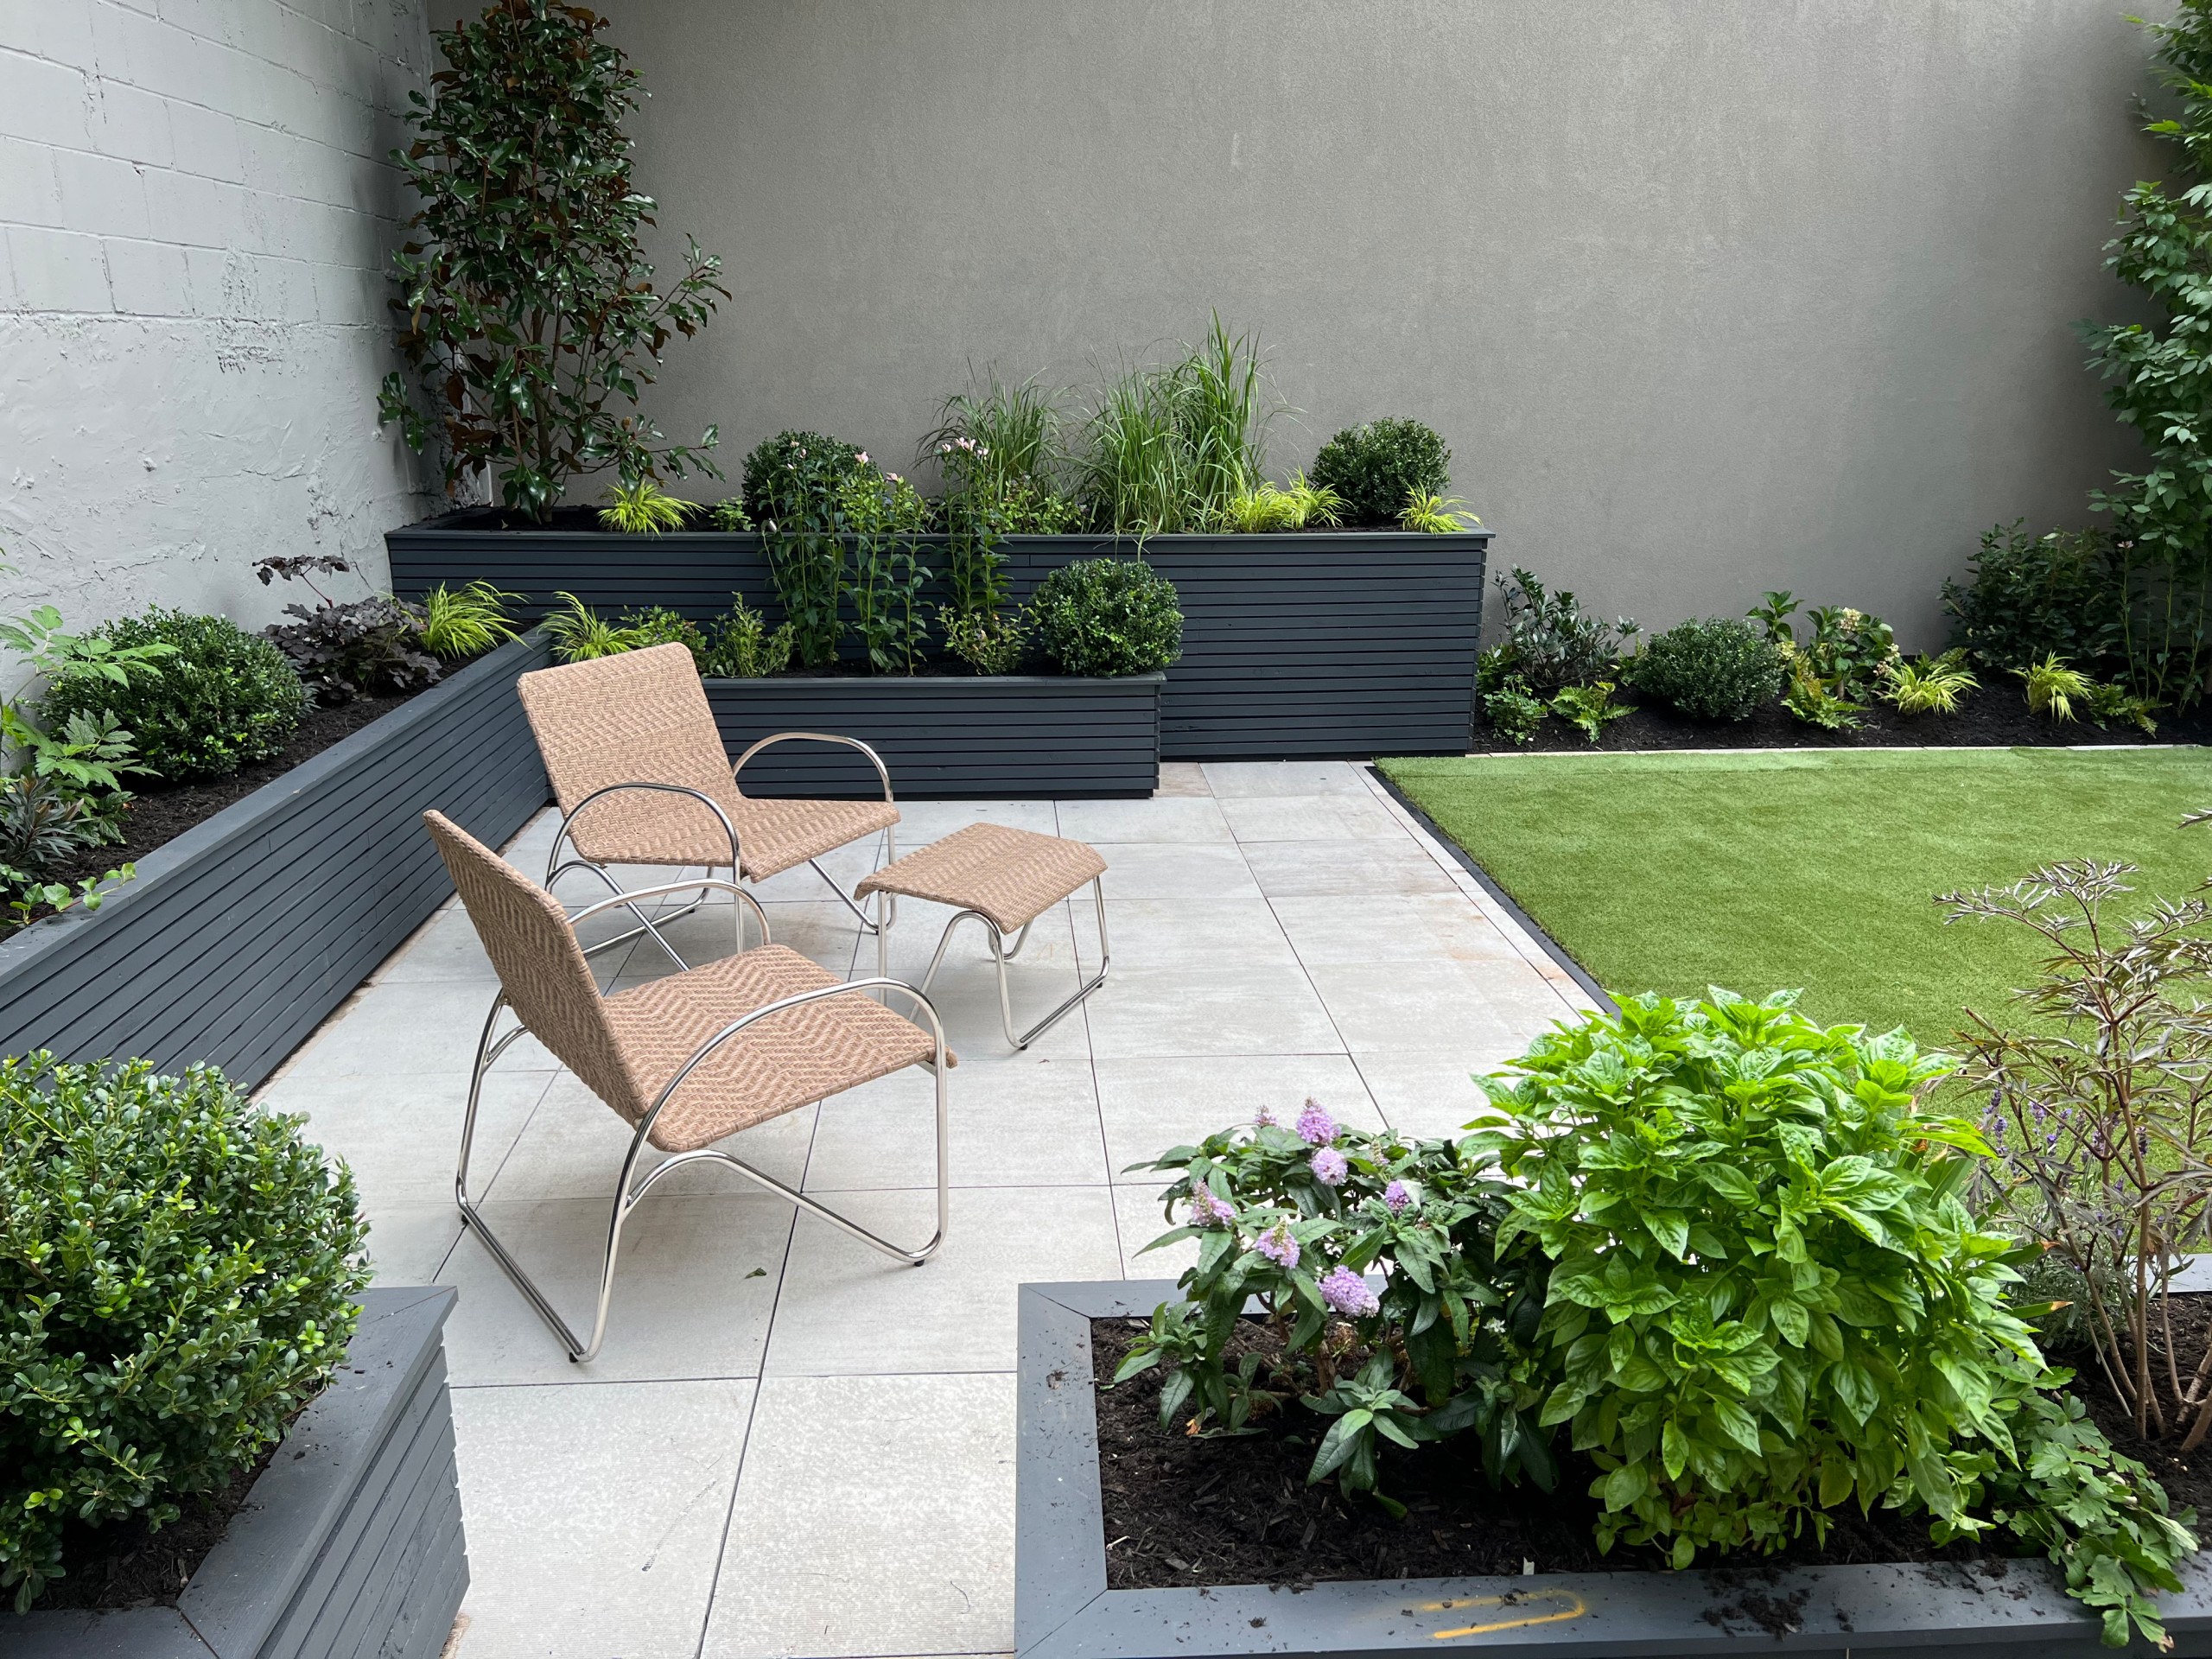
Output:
[[856, 823, 1108, 934], [517, 644, 898, 880]]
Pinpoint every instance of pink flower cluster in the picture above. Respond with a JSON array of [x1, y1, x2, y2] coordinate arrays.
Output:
[[1186, 1186, 1235, 1229]]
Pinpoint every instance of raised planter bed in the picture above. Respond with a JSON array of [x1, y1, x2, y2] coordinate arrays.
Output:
[[15, 1287, 467, 1659], [1016, 1280, 2212, 1659], [0, 631, 555, 1090], [385, 513, 1491, 759], [711, 672, 1162, 798]]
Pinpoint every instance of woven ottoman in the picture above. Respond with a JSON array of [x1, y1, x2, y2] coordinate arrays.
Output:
[[855, 823, 1109, 1049]]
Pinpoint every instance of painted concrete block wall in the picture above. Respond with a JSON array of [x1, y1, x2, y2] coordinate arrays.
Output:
[[612, 0, 2173, 645], [0, 0, 437, 636]]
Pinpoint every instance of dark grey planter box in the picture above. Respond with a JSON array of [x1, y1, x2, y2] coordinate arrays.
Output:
[[13, 1287, 467, 1659], [709, 671, 1162, 798], [1018, 1281, 2212, 1659], [0, 632, 555, 1091], [385, 515, 1490, 760]]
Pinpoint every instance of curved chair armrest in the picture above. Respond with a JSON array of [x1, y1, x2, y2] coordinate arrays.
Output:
[[730, 732, 895, 805], [549, 780, 742, 880], [633, 976, 944, 1143], [564, 877, 772, 951]]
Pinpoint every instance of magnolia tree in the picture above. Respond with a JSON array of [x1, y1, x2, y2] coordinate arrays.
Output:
[[378, 0, 726, 520]]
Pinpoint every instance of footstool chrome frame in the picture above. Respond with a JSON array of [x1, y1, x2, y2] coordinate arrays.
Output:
[[913, 875, 1110, 1050]]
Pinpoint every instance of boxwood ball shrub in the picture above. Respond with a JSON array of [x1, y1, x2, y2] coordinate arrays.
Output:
[[37, 608, 309, 781], [1309, 417, 1452, 527], [0, 1055, 368, 1611], [1030, 557, 1183, 677], [1630, 616, 1786, 721]]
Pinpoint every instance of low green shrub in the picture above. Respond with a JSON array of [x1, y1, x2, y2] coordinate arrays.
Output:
[[1473, 991, 2196, 1645], [1309, 417, 1452, 527], [1029, 558, 1182, 677], [698, 595, 794, 678], [1943, 524, 2125, 679], [1494, 568, 1637, 691], [0, 1055, 368, 1611], [940, 607, 1027, 675], [37, 608, 308, 781], [1630, 617, 1785, 721]]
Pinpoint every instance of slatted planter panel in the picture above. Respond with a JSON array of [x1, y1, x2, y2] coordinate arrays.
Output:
[[15, 1287, 466, 1659], [386, 516, 1491, 759], [709, 673, 1163, 798], [0, 632, 555, 1090]]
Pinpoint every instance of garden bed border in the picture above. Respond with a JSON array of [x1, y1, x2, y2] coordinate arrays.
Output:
[[14, 1286, 467, 1659], [1016, 1279, 2212, 1659], [0, 631, 555, 1090], [1367, 766, 1614, 1011]]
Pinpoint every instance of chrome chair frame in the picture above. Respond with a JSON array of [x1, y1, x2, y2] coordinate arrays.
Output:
[[453, 877, 950, 1365], [540, 732, 899, 975], [915, 875, 1110, 1050]]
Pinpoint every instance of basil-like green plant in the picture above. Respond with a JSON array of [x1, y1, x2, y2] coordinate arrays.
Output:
[[1471, 991, 2196, 1646], [1484, 676, 1548, 745], [378, 0, 726, 519], [1121, 1105, 1552, 1513], [1802, 606, 1898, 700]]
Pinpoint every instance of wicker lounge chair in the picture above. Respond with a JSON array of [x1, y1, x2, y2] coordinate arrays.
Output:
[[516, 642, 900, 969], [424, 810, 952, 1363]]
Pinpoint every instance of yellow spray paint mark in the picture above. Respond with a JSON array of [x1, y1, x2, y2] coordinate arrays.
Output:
[[1415, 1590, 1587, 1641]]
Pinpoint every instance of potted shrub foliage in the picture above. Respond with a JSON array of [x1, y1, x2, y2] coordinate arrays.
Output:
[[2, 1055, 466, 1649]]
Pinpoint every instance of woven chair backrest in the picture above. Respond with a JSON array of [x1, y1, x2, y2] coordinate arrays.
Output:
[[515, 643, 735, 814], [422, 810, 649, 1121]]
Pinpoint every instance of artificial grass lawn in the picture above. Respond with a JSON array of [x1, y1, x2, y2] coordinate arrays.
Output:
[[1381, 747, 2212, 1047]]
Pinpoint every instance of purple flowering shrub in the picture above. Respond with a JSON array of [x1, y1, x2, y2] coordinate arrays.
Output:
[[1113, 1098, 1551, 1511]]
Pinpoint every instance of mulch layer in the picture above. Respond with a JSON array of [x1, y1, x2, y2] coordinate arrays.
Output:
[[1475, 687, 2212, 754], [1090, 1304, 2212, 1598], [25, 1439, 279, 1611], [29, 692, 417, 905]]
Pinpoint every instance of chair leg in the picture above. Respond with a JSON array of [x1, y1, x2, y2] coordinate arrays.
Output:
[[454, 997, 951, 1363], [546, 857, 699, 972]]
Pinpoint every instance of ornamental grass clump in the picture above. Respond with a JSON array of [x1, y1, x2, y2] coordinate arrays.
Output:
[[0, 1055, 369, 1611]]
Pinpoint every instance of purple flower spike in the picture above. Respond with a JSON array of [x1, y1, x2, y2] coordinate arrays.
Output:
[[1255, 1104, 1281, 1128], [1384, 1179, 1414, 1216], [1311, 1147, 1349, 1186], [1255, 1223, 1300, 1270], [1187, 1187, 1234, 1229], [1294, 1100, 1338, 1146], [1320, 1265, 1380, 1318]]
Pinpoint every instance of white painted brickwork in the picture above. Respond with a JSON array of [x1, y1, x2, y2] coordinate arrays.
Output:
[[0, 0, 439, 632]]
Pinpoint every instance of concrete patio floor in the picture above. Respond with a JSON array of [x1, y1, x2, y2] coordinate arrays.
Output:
[[254, 760, 1596, 1659]]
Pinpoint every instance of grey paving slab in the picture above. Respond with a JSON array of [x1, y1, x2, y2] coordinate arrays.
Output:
[[1353, 1048, 1510, 1140], [1304, 958, 1562, 1055], [359, 1201, 461, 1287], [371, 903, 508, 984], [1093, 841, 1262, 900], [437, 1193, 791, 1384], [1239, 836, 1465, 899], [276, 980, 556, 1081], [1092, 1052, 1383, 1182], [261, 1067, 552, 1205], [702, 1373, 1015, 1659], [1115, 1183, 1200, 1279], [1073, 896, 1299, 973], [1153, 761, 1212, 798], [1052, 795, 1234, 844], [1081, 963, 1344, 1060], [1218, 791, 1408, 842], [1201, 760, 1370, 797], [804, 1049, 1105, 1192], [766, 1185, 1122, 1376], [1268, 891, 1526, 966], [890, 797, 1063, 842], [450, 1379, 753, 1659]]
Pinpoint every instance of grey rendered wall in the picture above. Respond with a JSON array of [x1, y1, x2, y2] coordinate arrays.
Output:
[[0, 0, 439, 635], [610, 0, 2172, 646]]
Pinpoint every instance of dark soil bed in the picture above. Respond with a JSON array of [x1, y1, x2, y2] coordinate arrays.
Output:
[[25, 1438, 279, 1611], [1090, 1305, 2212, 1593], [33, 693, 417, 901], [1476, 686, 2212, 753]]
